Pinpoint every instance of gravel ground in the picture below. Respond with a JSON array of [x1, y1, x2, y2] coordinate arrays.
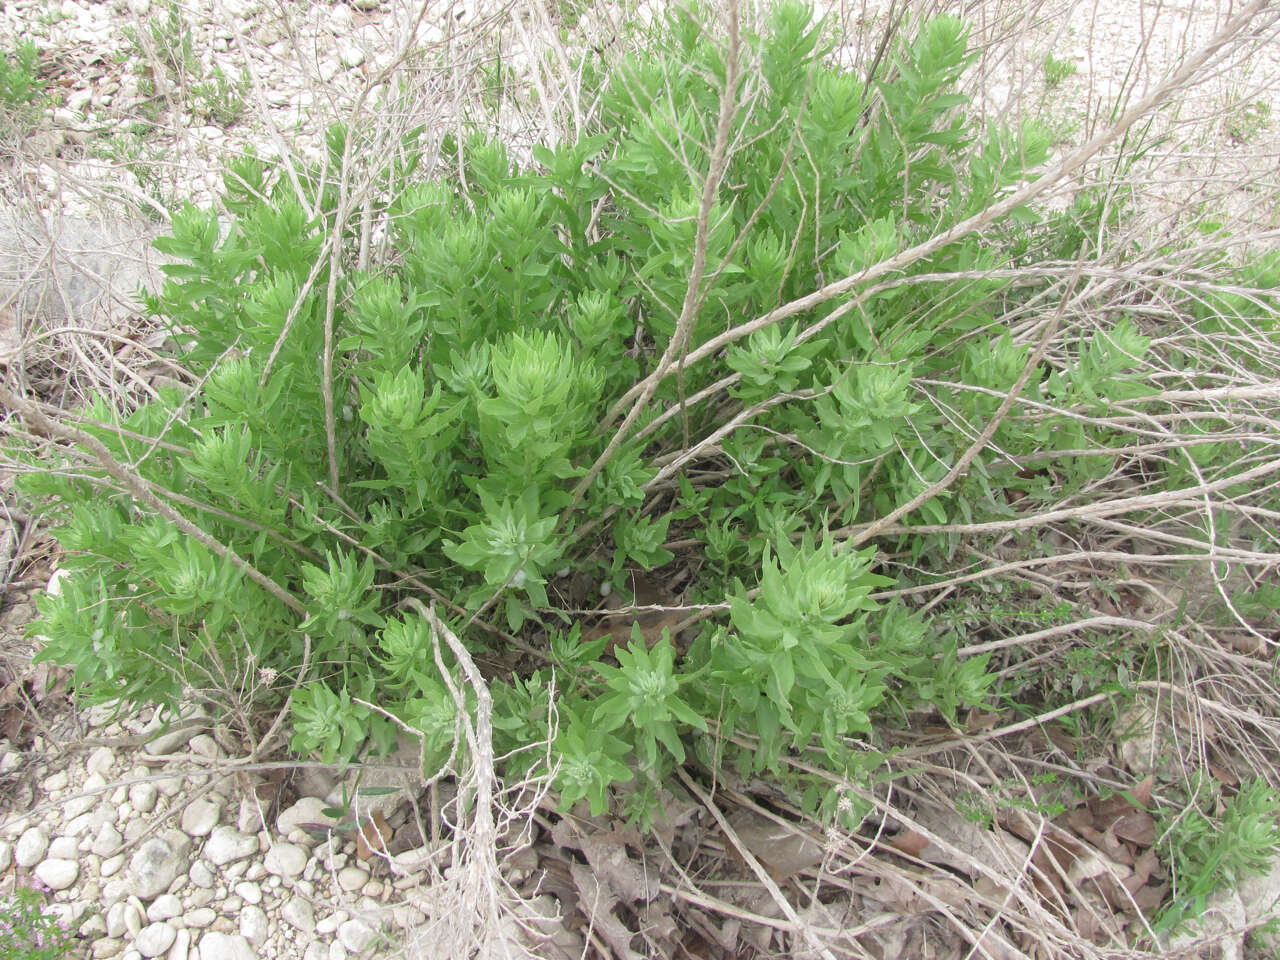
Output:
[[0, 2, 1277, 959]]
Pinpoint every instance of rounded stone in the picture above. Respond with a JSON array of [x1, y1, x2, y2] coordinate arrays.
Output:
[[107, 902, 128, 938], [280, 896, 315, 934], [263, 842, 307, 878], [101, 853, 126, 878], [129, 782, 158, 814], [189, 861, 215, 888], [146, 893, 182, 922], [92, 822, 124, 858], [315, 912, 345, 935], [168, 928, 191, 960], [180, 799, 222, 838], [203, 827, 257, 866], [197, 932, 255, 960], [337, 866, 368, 892], [135, 922, 176, 958], [87, 746, 116, 776], [35, 857, 80, 891], [337, 918, 378, 954], [276, 797, 332, 837], [15, 826, 49, 867], [124, 902, 143, 938], [0, 840, 11, 872], [232, 882, 261, 905], [49, 835, 79, 859], [239, 905, 268, 946], [129, 838, 188, 901], [186, 908, 217, 929], [188, 734, 223, 759], [93, 938, 125, 960]]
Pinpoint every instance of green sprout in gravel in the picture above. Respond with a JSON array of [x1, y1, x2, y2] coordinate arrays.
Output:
[[1042, 51, 1078, 88]]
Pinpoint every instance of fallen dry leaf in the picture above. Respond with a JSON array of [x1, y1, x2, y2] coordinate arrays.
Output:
[[569, 862, 642, 960], [888, 829, 931, 859], [355, 809, 393, 861], [551, 818, 658, 903], [726, 808, 825, 881], [965, 709, 1000, 732]]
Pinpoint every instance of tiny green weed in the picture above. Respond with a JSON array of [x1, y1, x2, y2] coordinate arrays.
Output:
[[190, 66, 251, 126], [0, 40, 48, 128], [1158, 777, 1280, 935], [121, 0, 199, 107], [1224, 97, 1272, 145], [1042, 52, 1078, 88]]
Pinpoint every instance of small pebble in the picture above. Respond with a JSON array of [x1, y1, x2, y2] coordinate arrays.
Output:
[[147, 894, 182, 922], [135, 922, 176, 958], [15, 827, 49, 867], [107, 903, 128, 938], [87, 746, 115, 776], [315, 912, 345, 935], [35, 857, 79, 891], [185, 908, 217, 929], [49, 835, 79, 859], [189, 861, 215, 888], [130, 782, 158, 814], [101, 853, 125, 878], [263, 842, 307, 878], [337, 866, 368, 892]]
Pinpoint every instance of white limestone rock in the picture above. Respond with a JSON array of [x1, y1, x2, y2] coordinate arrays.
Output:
[[263, 842, 307, 878], [35, 857, 80, 891], [196, 933, 255, 960], [203, 827, 257, 866], [135, 922, 177, 958], [15, 826, 49, 867]]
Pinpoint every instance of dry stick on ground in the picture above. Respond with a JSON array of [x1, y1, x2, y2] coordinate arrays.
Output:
[[677, 767, 841, 960], [956, 615, 1161, 658]]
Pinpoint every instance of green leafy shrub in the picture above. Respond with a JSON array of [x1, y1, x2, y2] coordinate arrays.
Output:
[[0, 885, 78, 960], [19, 3, 1258, 828]]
